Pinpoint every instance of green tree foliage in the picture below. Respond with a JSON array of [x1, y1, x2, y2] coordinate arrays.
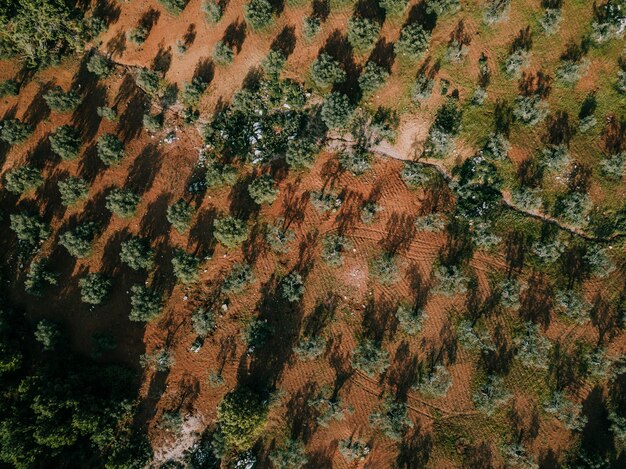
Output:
[[321, 92, 353, 129], [347, 16, 380, 52], [129, 285, 163, 322], [351, 338, 390, 377], [24, 257, 57, 296], [379, 0, 408, 17], [34, 319, 62, 351], [265, 221, 295, 254], [142, 113, 163, 132], [281, 271, 304, 302], [286, 138, 319, 170], [473, 374, 510, 414], [426, 0, 460, 16], [135, 68, 161, 96], [97, 106, 117, 121], [248, 174, 279, 205], [261, 50, 286, 77], [181, 77, 208, 107], [483, 0, 511, 24], [86, 53, 113, 78], [213, 40, 234, 65], [158, 0, 189, 15], [166, 199, 194, 233], [395, 23, 431, 61], [369, 252, 399, 284], [128, 25, 148, 45], [338, 439, 370, 462], [369, 395, 413, 440], [293, 335, 326, 360], [49, 125, 81, 160], [359, 62, 389, 97], [223, 262, 254, 294], [0, 79, 19, 97], [59, 222, 96, 258], [171, 249, 200, 284], [78, 273, 112, 305], [322, 234, 350, 266], [205, 160, 238, 188], [425, 96, 462, 157], [57, 176, 88, 206], [97, 134, 124, 165], [4, 165, 43, 194], [120, 237, 154, 270], [244, 0, 273, 30], [9, 212, 50, 247], [395, 303, 427, 335], [105, 188, 140, 218], [310, 52, 345, 88], [215, 387, 269, 452], [269, 439, 308, 469], [203, 0, 223, 23], [191, 307, 216, 336], [303, 16, 321, 39], [0, 118, 33, 145], [43, 87, 80, 113], [213, 216, 248, 248]]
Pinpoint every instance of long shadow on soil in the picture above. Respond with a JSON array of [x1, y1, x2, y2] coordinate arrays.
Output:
[[127, 143, 164, 195]]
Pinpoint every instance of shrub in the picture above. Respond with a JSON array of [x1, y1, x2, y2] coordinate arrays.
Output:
[[223, 263, 254, 294], [554, 289, 589, 324], [34, 319, 62, 351], [79, 273, 112, 305], [321, 92, 353, 129], [412, 72, 435, 102], [513, 95, 547, 126], [106, 188, 140, 218], [24, 258, 57, 296], [347, 16, 380, 52], [269, 439, 308, 469], [369, 396, 413, 441], [396, 303, 427, 335], [503, 49, 529, 78], [261, 50, 286, 77], [129, 285, 163, 321], [310, 53, 345, 88], [172, 249, 200, 284], [473, 374, 510, 415], [265, 221, 295, 254], [338, 439, 370, 462], [414, 364, 451, 397], [49, 125, 81, 160], [243, 316, 273, 350], [426, 0, 460, 16], [483, 0, 511, 24], [203, 0, 223, 23], [544, 391, 587, 431], [97, 106, 117, 121], [59, 222, 97, 258], [43, 87, 80, 113], [515, 322, 551, 369], [128, 26, 148, 44], [87, 54, 113, 78], [213, 216, 248, 248], [322, 234, 350, 266], [192, 307, 216, 336], [0, 80, 19, 97], [286, 139, 319, 170], [415, 213, 446, 232], [135, 68, 162, 96], [97, 134, 125, 165], [379, 0, 408, 16], [293, 335, 326, 360], [158, 0, 189, 15], [395, 23, 430, 61], [0, 119, 33, 145], [370, 252, 398, 285], [539, 7, 561, 35], [359, 62, 389, 97], [213, 40, 234, 65], [4, 165, 43, 194], [167, 199, 195, 233], [205, 160, 238, 188], [556, 58, 588, 84], [352, 339, 390, 377], [248, 174, 279, 205], [140, 348, 174, 371], [120, 237, 154, 270], [143, 113, 163, 132], [302, 16, 321, 40], [361, 201, 381, 224], [281, 271, 304, 302], [591, 0, 626, 43], [244, 0, 273, 30], [553, 191, 590, 227], [181, 77, 208, 107], [9, 213, 51, 246], [339, 147, 371, 175], [215, 387, 269, 452]]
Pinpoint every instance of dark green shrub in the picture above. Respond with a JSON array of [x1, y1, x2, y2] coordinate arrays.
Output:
[[171, 249, 200, 284], [213, 41, 234, 65], [24, 258, 57, 296], [261, 50, 286, 77], [359, 62, 389, 97], [0, 80, 19, 97], [244, 0, 273, 30], [86, 53, 113, 78], [395, 23, 430, 61], [192, 307, 216, 336], [43, 87, 80, 113], [4, 165, 43, 194], [286, 139, 319, 170], [352, 339, 390, 377], [338, 439, 370, 462], [106, 188, 140, 218], [369, 252, 399, 285], [321, 234, 350, 266], [310, 53, 345, 88], [49, 125, 81, 160], [59, 222, 97, 258], [97, 134, 125, 165], [223, 262, 254, 294], [0, 119, 33, 145], [303, 16, 321, 39], [215, 387, 269, 452], [248, 174, 279, 205], [9, 213, 50, 246], [425, 97, 462, 157], [167, 199, 194, 233], [34, 319, 62, 351], [281, 271, 304, 302], [203, 0, 223, 23], [181, 77, 208, 107], [79, 273, 112, 305], [379, 0, 408, 17], [265, 221, 295, 254], [129, 285, 163, 321], [143, 113, 163, 132], [135, 68, 161, 96], [158, 0, 189, 15], [293, 335, 326, 360], [425, 0, 460, 16], [213, 216, 248, 248], [120, 237, 154, 270], [269, 439, 308, 469], [128, 26, 148, 45], [347, 17, 380, 52], [97, 106, 117, 121], [369, 395, 413, 440], [58, 176, 88, 206], [321, 92, 353, 129]]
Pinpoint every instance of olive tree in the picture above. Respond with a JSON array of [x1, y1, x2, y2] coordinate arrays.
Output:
[[120, 237, 154, 270], [248, 174, 279, 205], [10, 213, 51, 247], [244, 0, 273, 30], [213, 41, 234, 65], [281, 271, 305, 302], [58, 176, 89, 206], [25, 257, 57, 296], [97, 134, 125, 165], [359, 62, 389, 97], [0, 119, 32, 145], [87, 53, 113, 78], [171, 249, 200, 284], [4, 165, 43, 194], [213, 216, 249, 248], [321, 92, 353, 129], [129, 285, 163, 322], [167, 199, 195, 233], [347, 16, 380, 52], [34, 319, 62, 351], [105, 188, 140, 218], [369, 395, 413, 441], [223, 262, 254, 294], [59, 222, 97, 258], [269, 439, 308, 469], [351, 338, 390, 377], [49, 125, 81, 160], [395, 23, 431, 61], [310, 53, 346, 88], [43, 87, 81, 113], [79, 273, 112, 305]]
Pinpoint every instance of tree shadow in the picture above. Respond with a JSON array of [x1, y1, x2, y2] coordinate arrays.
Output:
[[333, 188, 363, 235], [139, 7, 161, 32], [37, 168, 67, 221], [93, 0, 121, 26], [285, 380, 320, 442], [228, 173, 258, 221], [311, 0, 330, 21], [270, 25, 297, 58], [183, 23, 197, 47], [193, 57, 215, 83], [152, 44, 173, 73], [361, 296, 397, 343], [320, 30, 359, 101], [368, 38, 395, 72], [380, 211, 417, 255], [281, 180, 309, 231], [78, 144, 106, 184], [518, 273, 552, 328], [116, 86, 147, 143], [405, 0, 437, 32], [579, 386, 615, 463], [23, 81, 54, 128], [127, 143, 164, 195], [73, 82, 107, 142], [188, 207, 217, 258], [106, 29, 127, 58], [303, 293, 339, 337], [396, 421, 432, 468], [354, 0, 385, 24], [140, 193, 172, 242], [223, 20, 247, 54], [387, 341, 419, 400]]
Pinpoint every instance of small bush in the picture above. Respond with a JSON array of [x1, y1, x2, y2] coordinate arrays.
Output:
[[554, 289, 589, 324], [158, 0, 189, 15], [379, 0, 408, 16], [59, 222, 97, 258], [244, 0, 273, 30], [359, 62, 389, 97], [322, 234, 350, 266], [321, 92, 353, 129], [395, 23, 430, 61], [338, 439, 370, 462], [87, 54, 113, 78], [556, 58, 588, 84], [424, 97, 462, 157], [172, 249, 200, 284], [544, 391, 587, 431], [591, 0, 625, 43], [79, 272, 112, 305], [415, 213, 445, 232], [269, 439, 308, 469], [129, 285, 163, 322], [515, 322, 551, 369], [338, 147, 371, 175], [513, 95, 547, 126], [539, 8, 561, 35], [135, 68, 162, 96], [503, 49, 529, 78], [310, 53, 345, 88], [50, 125, 82, 161], [414, 364, 451, 397], [281, 271, 304, 302], [347, 16, 380, 52], [303, 16, 321, 39], [97, 106, 117, 121], [192, 307, 216, 336], [352, 339, 390, 377], [128, 26, 148, 44], [223, 262, 254, 294], [426, 0, 460, 16], [473, 374, 510, 415], [120, 237, 154, 270], [0, 119, 33, 145], [540, 144, 569, 171], [213, 216, 248, 248], [215, 387, 269, 453], [248, 174, 279, 205], [143, 113, 163, 132], [97, 134, 125, 165], [553, 191, 590, 227], [203, 0, 223, 23], [402, 161, 432, 187], [396, 303, 427, 335], [361, 201, 381, 224], [370, 252, 399, 285], [43, 87, 81, 113], [10, 213, 51, 246], [167, 199, 195, 233], [483, 0, 511, 24], [286, 139, 319, 170], [34, 319, 62, 351], [25, 258, 57, 296], [106, 188, 140, 218], [265, 222, 295, 254], [369, 395, 413, 441], [213, 41, 234, 65], [0, 80, 19, 97], [4, 165, 43, 194], [293, 335, 326, 360]]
